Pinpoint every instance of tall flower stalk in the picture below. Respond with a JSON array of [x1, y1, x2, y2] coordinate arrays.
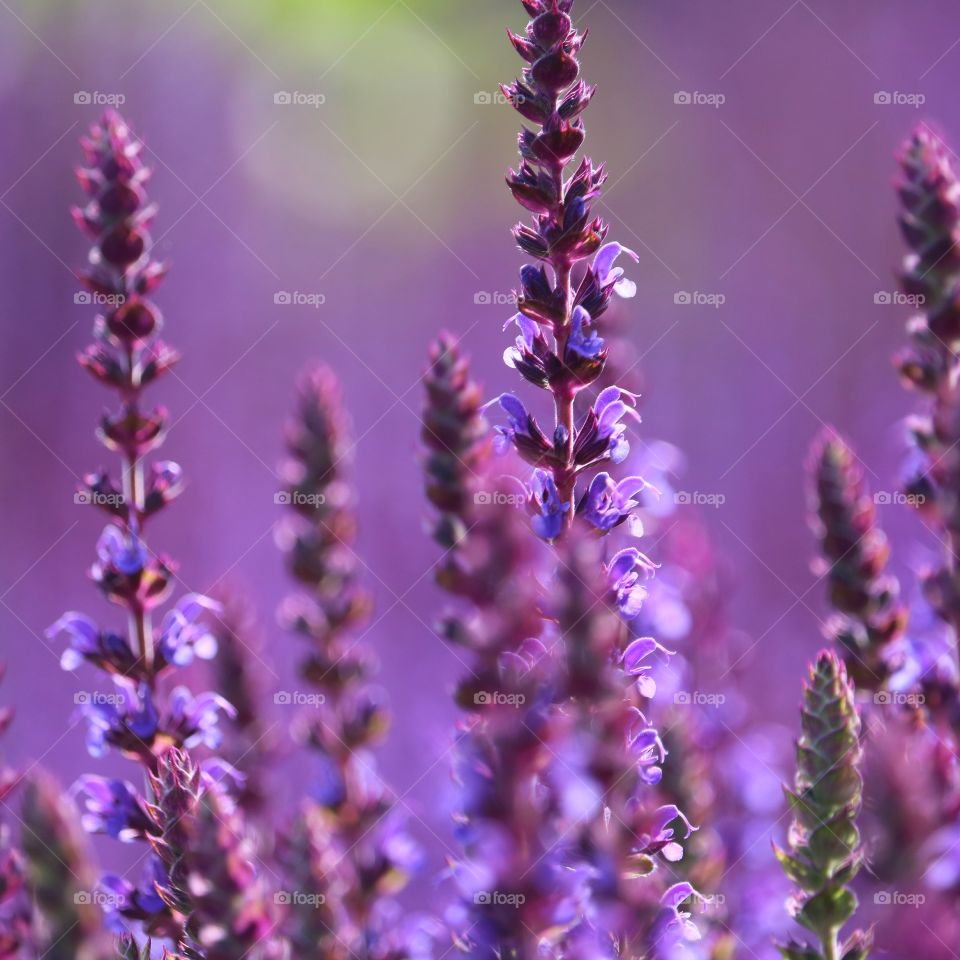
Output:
[[895, 127, 960, 661], [426, 0, 695, 949], [808, 429, 908, 691], [277, 365, 418, 959], [48, 111, 234, 942], [774, 651, 869, 960], [493, 0, 644, 540]]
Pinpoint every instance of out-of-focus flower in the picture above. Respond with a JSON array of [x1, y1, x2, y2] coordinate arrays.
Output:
[[807, 428, 907, 690], [277, 365, 417, 958]]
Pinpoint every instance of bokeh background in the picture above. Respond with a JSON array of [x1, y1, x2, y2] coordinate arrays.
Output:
[[1, 0, 958, 948]]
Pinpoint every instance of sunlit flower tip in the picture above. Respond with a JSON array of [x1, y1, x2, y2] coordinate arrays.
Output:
[[580, 472, 650, 531], [96, 525, 147, 576], [530, 469, 570, 540], [566, 306, 605, 361], [157, 593, 220, 667], [593, 242, 639, 299], [72, 775, 151, 842]]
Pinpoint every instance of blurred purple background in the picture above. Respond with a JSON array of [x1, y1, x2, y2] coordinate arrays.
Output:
[[0, 0, 957, 932]]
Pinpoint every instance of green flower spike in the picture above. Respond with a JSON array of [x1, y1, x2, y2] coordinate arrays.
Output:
[[775, 651, 871, 960]]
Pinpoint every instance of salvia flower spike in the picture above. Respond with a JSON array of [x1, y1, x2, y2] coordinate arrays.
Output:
[[895, 126, 960, 643], [50, 111, 235, 942], [277, 365, 418, 958], [422, 333, 491, 564], [775, 651, 869, 960], [808, 429, 907, 690], [494, 0, 644, 540]]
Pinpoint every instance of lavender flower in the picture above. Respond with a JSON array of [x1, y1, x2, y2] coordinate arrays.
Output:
[[49, 110, 232, 946], [895, 127, 960, 640], [774, 651, 869, 960], [277, 365, 417, 958], [424, 5, 696, 952], [491, 0, 643, 538], [808, 428, 908, 690], [21, 773, 112, 960]]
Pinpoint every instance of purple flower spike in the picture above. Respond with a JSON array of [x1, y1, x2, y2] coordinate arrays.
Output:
[[56, 111, 251, 950]]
